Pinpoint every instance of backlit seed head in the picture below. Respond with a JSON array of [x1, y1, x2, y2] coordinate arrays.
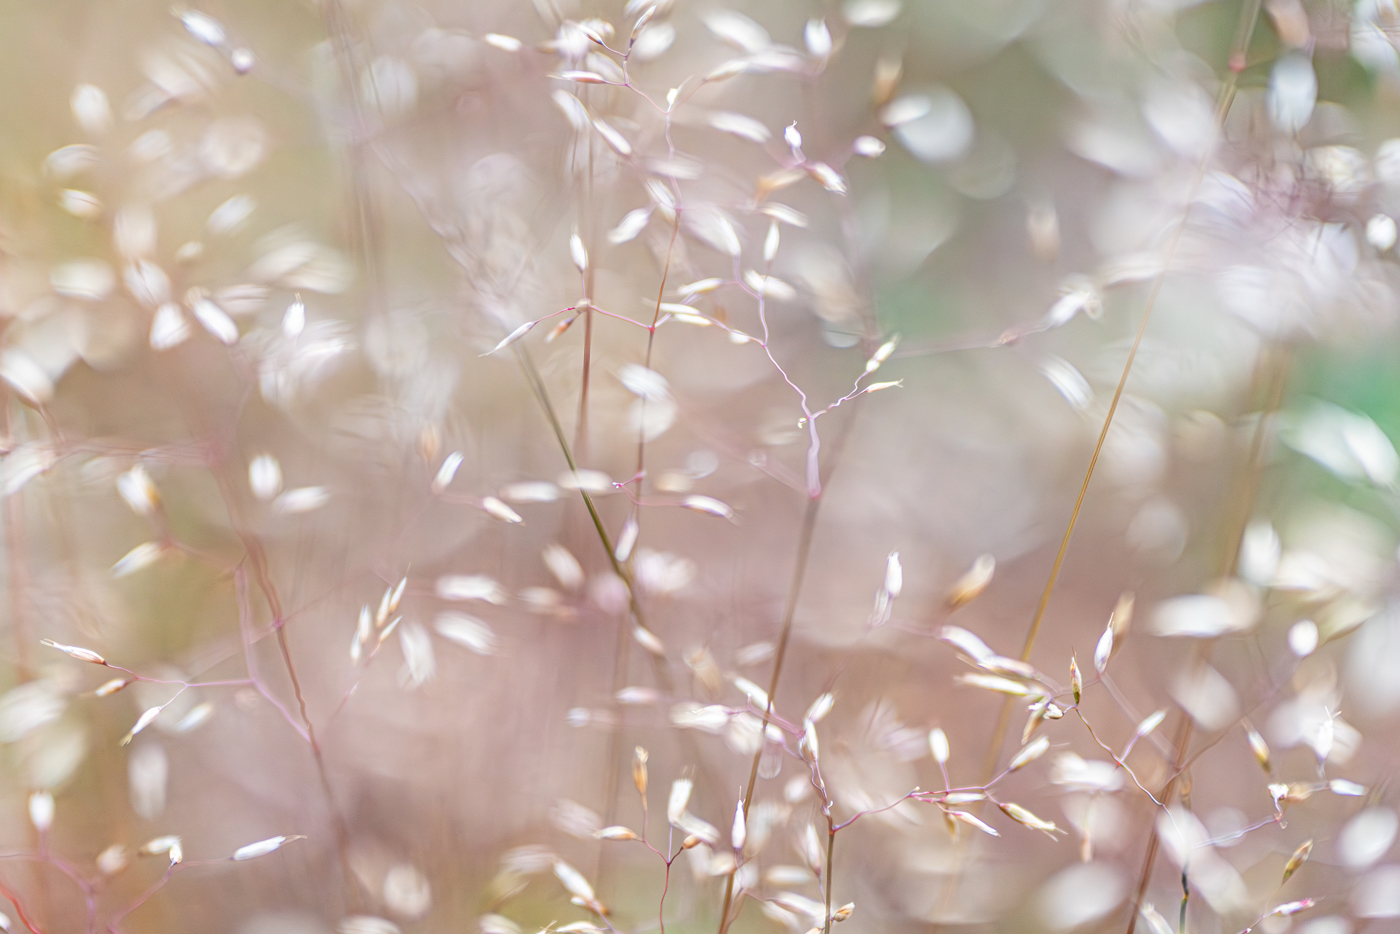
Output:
[[929, 727, 949, 765], [97, 843, 130, 875], [999, 802, 1059, 836], [40, 639, 106, 665], [805, 692, 835, 723], [594, 826, 639, 841], [28, 791, 54, 832], [1109, 592, 1135, 641], [633, 747, 648, 796], [141, 834, 181, 856], [95, 678, 130, 697], [1246, 724, 1272, 772], [117, 465, 160, 516], [946, 554, 995, 609], [249, 454, 283, 501], [1093, 624, 1113, 675], [1135, 709, 1166, 738], [668, 778, 692, 824], [1008, 735, 1049, 771], [570, 232, 588, 273], [1283, 839, 1312, 884]]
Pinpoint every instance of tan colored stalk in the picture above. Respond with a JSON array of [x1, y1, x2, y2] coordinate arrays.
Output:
[[977, 0, 1263, 785], [597, 217, 682, 886], [949, 9, 1263, 920], [716, 495, 821, 934], [1125, 343, 1288, 934]]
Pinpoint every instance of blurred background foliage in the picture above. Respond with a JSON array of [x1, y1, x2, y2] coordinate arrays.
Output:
[[2, 0, 1400, 932]]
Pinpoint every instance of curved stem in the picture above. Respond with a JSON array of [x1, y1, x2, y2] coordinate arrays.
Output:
[[0, 876, 44, 934]]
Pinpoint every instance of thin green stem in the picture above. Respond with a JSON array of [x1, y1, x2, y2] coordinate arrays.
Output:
[[716, 495, 821, 934], [822, 819, 836, 934], [600, 216, 683, 884], [515, 350, 638, 606]]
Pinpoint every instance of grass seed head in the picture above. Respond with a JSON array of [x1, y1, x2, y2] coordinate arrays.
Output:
[[1245, 723, 1272, 772], [1092, 624, 1113, 675], [929, 727, 950, 765], [946, 554, 995, 609], [28, 791, 53, 832], [999, 802, 1060, 836], [1009, 735, 1050, 771], [633, 747, 648, 796], [946, 810, 999, 837], [1283, 839, 1313, 883], [40, 639, 106, 665], [95, 677, 130, 697], [1109, 592, 1135, 642]]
